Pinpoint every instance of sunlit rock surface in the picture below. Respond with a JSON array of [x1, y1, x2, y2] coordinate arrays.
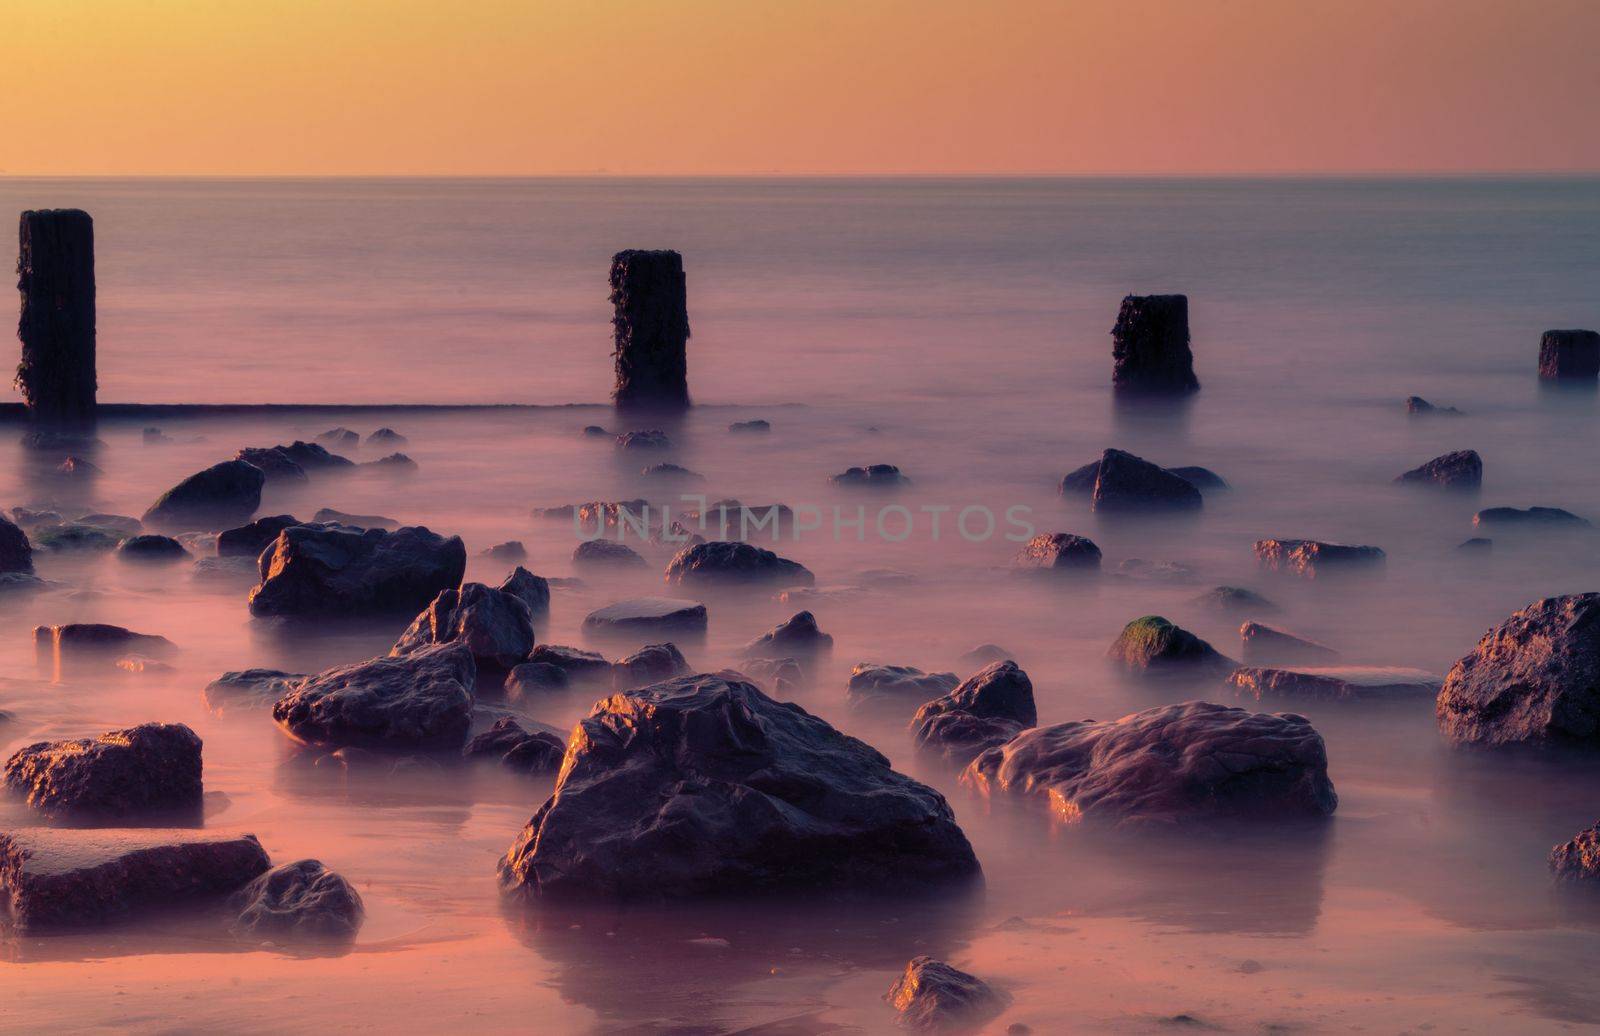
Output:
[[272, 643, 475, 751], [885, 955, 1009, 1030], [4, 723, 203, 819]]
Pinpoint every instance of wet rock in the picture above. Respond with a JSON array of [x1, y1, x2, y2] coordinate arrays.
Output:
[[142, 460, 265, 532], [481, 540, 526, 561], [1192, 586, 1279, 615], [144, 426, 173, 444], [316, 427, 360, 450], [217, 514, 300, 557], [1437, 593, 1600, 748], [616, 429, 672, 451], [573, 538, 648, 569], [248, 524, 467, 618], [76, 513, 142, 535], [235, 446, 309, 483], [1253, 539, 1386, 579], [228, 858, 364, 940], [1539, 329, 1600, 381], [1092, 449, 1202, 513], [10, 507, 61, 528], [1551, 824, 1600, 882], [1227, 665, 1438, 703], [523, 644, 613, 686], [359, 452, 418, 474], [392, 582, 536, 672], [117, 534, 190, 562], [729, 419, 771, 434], [56, 455, 100, 478], [678, 500, 796, 541], [1110, 293, 1198, 394], [1012, 533, 1101, 572], [116, 655, 175, 675], [964, 700, 1336, 824], [848, 664, 960, 707], [1239, 622, 1337, 664], [0, 516, 33, 574], [581, 425, 609, 437], [464, 717, 566, 774], [497, 673, 981, 897], [35, 624, 175, 672], [535, 498, 650, 528], [744, 611, 832, 661], [192, 555, 259, 582], [498, 566, 551, 620], [0, 572, 47, 594], [32, 522, 123, 551], [740, 656, 804, 696], [1472, 506, 1591, 530], [312, 508, 398, 530], [640, 463, 704, 483], [912, 662, 1037, 764], [1058, 460, 1103, 496], [613, 643, 691, 689], [1166, 465, 1229, 491], [0, 829, 270, 932], [665, 541, 814, 589], [366, 427, 407, 446], [204, 668, 305, 713], [258, 441, 354, 473], [4, 722, 203, 818], [829, 464, 910, 488], [886, 956, 1008, 1031], [503, 662, 569, 701], [1395, 449, 1482, 490], [1107, 616, 1232, 677], [272, 643, 476, 751], [1457, 536, 1493, 553], [1115, 558, 1198, 584], [582, 597, 708, 636], [777, 585, 867, 605], [1407, 395, 1462, 415], [959, 644, 1015, 668]]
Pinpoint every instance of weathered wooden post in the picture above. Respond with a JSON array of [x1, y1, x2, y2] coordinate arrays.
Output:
[[16, 209, 97, 425], [610, 249, 689, 410], [1110, 293, 1198, 395], [1538, 329, 1600, 382]]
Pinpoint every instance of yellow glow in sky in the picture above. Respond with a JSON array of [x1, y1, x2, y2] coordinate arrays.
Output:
[[3, 0, 1598, 175]]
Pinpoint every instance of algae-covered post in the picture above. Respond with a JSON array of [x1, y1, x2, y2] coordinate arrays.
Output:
[[610, 249, 690, 409], [1110, 293, 1198, 394], [16, 209, 97, 425], [1538, 329, 1600, 382]]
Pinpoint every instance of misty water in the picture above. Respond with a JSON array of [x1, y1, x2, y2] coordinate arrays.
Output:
[[2, 177, 1600, 1032]]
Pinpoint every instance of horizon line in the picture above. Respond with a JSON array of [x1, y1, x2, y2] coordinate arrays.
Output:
[[4, 170, 1600, 182]]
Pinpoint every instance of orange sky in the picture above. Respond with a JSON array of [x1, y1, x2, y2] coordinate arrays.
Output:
[[3, 0, 1598, 176]]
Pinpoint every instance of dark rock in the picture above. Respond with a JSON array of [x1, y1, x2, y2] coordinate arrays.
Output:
[[1012, 533, 1101, 572], [497, 673, 980, 897], [498, 566, 551, 620], [665, 541, 814, 588], [1092, 449, 1202, 513], [0, 572, 47, 594], [959, 644, 1015, 668], [76, 512, 141, 535], [248, 524, 466, 618], [503, 662, 570, 701], [1193, 585, 1280, 615], [740, 656, 804, 696], [1239, 622, 1337, 664], [964, 700, 1336, 824], [464, 717, 565, 774], [678, 500, 796, 541], [744, 611, 832, 660], [482, 540, 526, 561], [272, 643, 476, 751], [573, 539, 647, 569], [0, 829, 270, 932], [610, 249, 690, 409], [191, 555, 259, 582], [1166, 465, 1229, 491], [142, 460, 265, 532], [235, 446, 309, 483], [581, 425, 610, 437], [1227, 666, 1438, 703], [1407, 396, 1461, 415], [1472, 506, 1591, 530], [582, 597, 708, 636], [616, 429, 672, 451], [56, 456, 100, 478], [312, 508, 398, 530], [847, 664, 960, 707], [613, 643, 691, 689], [535, 498, 649, 527], [10, 507, 61, 528], [0, 516, 33, 574], [1437, 593, 1600, 748], [117, 534, 189, 562], [1110, 293, 1198, 394], [32, 522, 124, 551], [829, 464, 909, 488], [205, 669, 305, 714], [392, 582, 536, 672], [886, 956, 1009, 1031], [729, 419, 771, 434], [4, 722, 203, 818], [1058, 460, 1102, 496], [912, 661, 1037, 764], [1395, 450, 1482, 490], [316, 427, 360, 449], [35, 624, 175, 674], [218, 514, 300, 557], [261, 441, 354, 472], [1458, 536, 1493, 553], [1254, 539, 1386, 579], [228, 859, 364, 940], [640, 463, 704, 482], [1107, 616, 1232, 677], [1551, 823, 1600, 882], [359, 452, 418, 474], [366, 427, 407, 446], [1539, 329, 1600, 381], [524, 644, 613, 686], [1115, 558, 1198, 584]]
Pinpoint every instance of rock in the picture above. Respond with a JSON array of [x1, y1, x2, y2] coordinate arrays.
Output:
[[535, 498, 649, 528], [217, 514, 300, 557], [729, 419, 771, 434], [205, 669, 305, 714], [573, 539, 647, 569], [235, 446, 309, 483], [366, 427, 407, 446], [1458, 536, 1493, 553], [848, 664, 961, 707], [144, 426, 173, 444], [312, 508, 398, 530], [56, 455, 100, 478], [192, 555, 259, 582], [0, 829, 270, 932], [1551, 824, 1600, 882], [964, 700, 1336, 824], [142, 460, 265, 532], [829, 464, 909, 488], [1166, 465, 1229, 491], [678, 500, 796, 541], [616, 429, 672, 450], [581, 424, 610, 437], [76, 513, 143, 535], [35, 624, 175, 674], [1107, 616, 1232, 677], [228, 859, 364, 940], [1472, 506, 1591, 530], [0, 572, 47, 594], [464, 717, 565, 774], [582, 597, 708, 636], [886, 956, 1008, 1031], [248, 524, 467, 618], [256, 440, 354, 473], [32, 522, 123, 551], [117, 534, 190, 562], [1012, 533, 1101, 572], [482, 540, 526, 561], [392, 582, 536, 672], [1058, 460, 1102, 496], [912, 662, 1037, 764], [359, 452, 417, 474], [1193, 585, 1280, 615], [665, 541, 814, 589], [497, 673, 980, 897], [1395, 450, 1482, 490], [744, 611, 832, 660], [116, 655, 175, 675], [10, 507, 61, 528], [0, 516, 33, 574], [1539, 329, 1600, 381], [498, 566, 551, 620], [777, 585, 868, 605], [1239, 622, 1337, 664], [4, 723, 203, 818], [613, 643, 691, 689], [1114, 558, 1198, 584], [1227, 666, 1439, 703], [740, 656, 804, 695], [1110, 293, 1198, 394], [523, 644, 613, 686], [1437, 593, 1600, 748], [640, 463, 704, 482], [272, 643, 476, 751], [503, 662, 569, 701], [1253, 539, 1386, 579], [316, 428, 360, 449], [1091, 449, 1203, 513], [959, 644, 1015, 667], [1407, 395, 1462, 415]]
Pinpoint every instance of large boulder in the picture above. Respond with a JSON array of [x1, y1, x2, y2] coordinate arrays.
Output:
[[1227, 666, 1439, 703], [885, 956, 1009, 1031], [612, 643, 691, 689], [963, 700, 1337, 825], [912, 661, 1037, 764], [1436, 593, 1600, 748], [499, 566, 551, 620], [392, 582, 535, 672], [1395, 450, 1482, 490], [497, 673, 980, 898], [217, 515, 299, 558], [204, 668, 305, 714], [573, 539, 647, 569], [1254, 539, 1386, 579], [664, 541, 814, 589], [235, 447, 308, 483], [1106, 616, 1232, 677], [1192, 585, 1280, 615], [464, 717, 566, 774], [117, 534, 190, 562], [228, 859, 364, 940], [0, 829, 270, 932], [0, 516, 33, 575], [34, 624, 175, 677], [1012, 533, 1100, 572], [312, 508, 398, 530], [848, 664, 960, 708], [243, 440, 353, 474], [142, 460, 265, 532], [1550, 823, 1600, 882], [1091, 449, 1202, 513], [272, 643, 476, 751], [1472, 506, 1592, 530], [248, 524, 466, 618], [4, 723, 203, 819], [744, 611, 832, 660], [508, 646, 613, 696], [581, 597, 707, 636], [1239, 622, 1337, 664]]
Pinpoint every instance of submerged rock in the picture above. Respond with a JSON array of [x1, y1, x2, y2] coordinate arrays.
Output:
[[581, 425, 609, 438], [248, 524, 466, 618], [316, 427, 360, 450], [1091, 449, 1203, 513], [886, 956, 1009, 1031], [497, 673, 980, 898], [522, 644, 613, 686], [1551, 824, 1600, 882], [117, 534, 189, 562], [912, 662, 1037, 764], [1472, 506, 1592, 530], [312, 508, 398, 530], [964, 700, 1336, 825], [615, 429, 672, 451], [740, 656, 805, 696], [665, 541, 814, 589], [729, 419, 771, 434], [573, 539, 648, 569], [1166, 465, 1229, 491], [959, 644, 1015, 668], [1407, 395, 1462, 416], [235, 446, 309, 483], [272, 643, 476, 751], [32, 522, 123, 552], [228, 859, 364, 940], [366, 427, 408, 447], [1107, 616, 1232, 677], [482, 541, 526, 561], [847, 664, 960, 708], [499, 566, 551, 620], [1437, 593, 1600, 748], [1227, 666, 1439, 703], [829, 464, 910, 488], [613, 643, 691, 689], [503, 662, 570, 701], [4, 723, 203, 819], [0, 516, 34, 574], [582, 597, 708, 636], [217, 514, 299, 557], [359, 452, 418, 474], [0, 829, 270, 932], [1539, 329, 1600, 381], [142, 460, 265, 532], [1239, 622, 1337, 664], [1458, 536, 1494, 553], [35, 624, 175, 673], [744, 611, 833, 660], [640, 462, 704, 483], [1012, 533, 1101, 572], [1254, 539, 1386, 579], [463, 717, 565, 774], [392, 582, 536, 672], [205, 669, 306, 714], [254, 441, 354, 473], [1395, 450, 1482, 490]]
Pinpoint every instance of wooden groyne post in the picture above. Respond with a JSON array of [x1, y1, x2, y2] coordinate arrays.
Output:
[[1111, 293, 1198, 395], [610, 249, 690, 410], [16, 209, 97, 425]]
